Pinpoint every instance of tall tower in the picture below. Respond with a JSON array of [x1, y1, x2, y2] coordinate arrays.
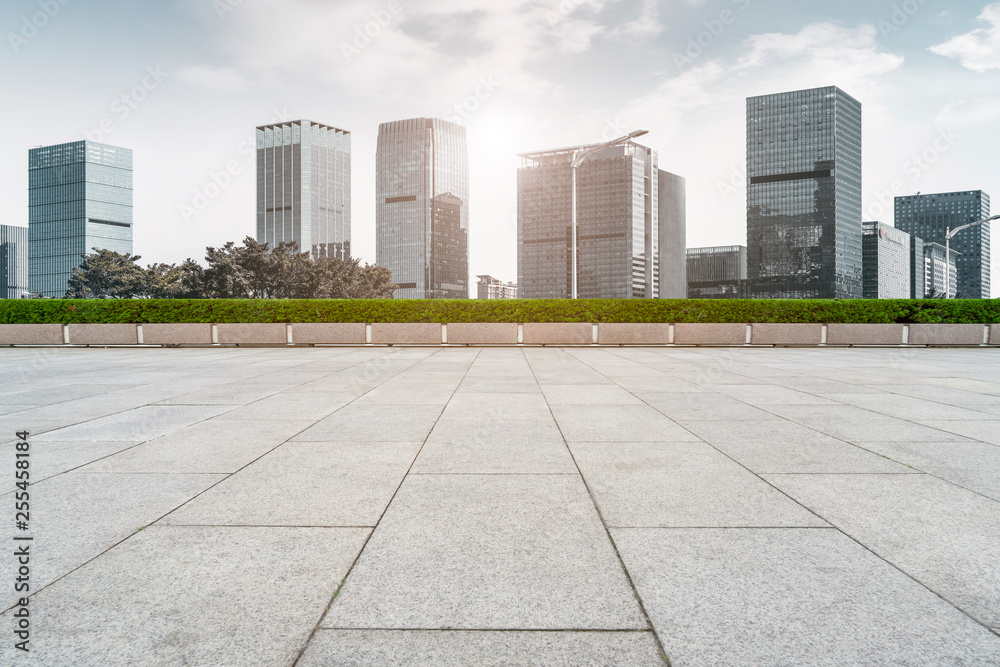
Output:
[[517, 140, 685, 299], [1, 225, 29, 299], [28, 141, 133, 298], [376, 118, 469, 299], [894, 191, 990, 299], [746, 86, 863, 299], [256, 120, 351, 260]]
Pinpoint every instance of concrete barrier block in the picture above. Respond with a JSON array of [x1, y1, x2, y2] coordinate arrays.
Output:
[[752, 323, 823, 346], [447, 323, 518, 345], [909, 324, 986, 346], [991, 324, 1000, 346], [522, 323, 593, 345], [0, 324, 65, 346], [826, 324, 905, 346], [371, 323, 442, 345], [142, 323, 213, 346], [598, 323, 671, 345], [67, 324, 138, 346], [292, 323, 366, 345], [217, 323, 287, 345], [673, 323, 747, 346]]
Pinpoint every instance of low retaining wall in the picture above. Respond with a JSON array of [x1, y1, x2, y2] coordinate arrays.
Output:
[[1, 322, 998, 348]]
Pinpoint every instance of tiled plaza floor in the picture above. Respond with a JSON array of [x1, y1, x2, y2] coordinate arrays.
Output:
[[2, 346, 1000, 665]]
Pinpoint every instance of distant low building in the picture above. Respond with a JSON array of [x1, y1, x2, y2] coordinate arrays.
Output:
[[477, 275, 517, 300], [1, 225, 29, 299], [687, 246, 747, 299], [862, 222, 910, 299]]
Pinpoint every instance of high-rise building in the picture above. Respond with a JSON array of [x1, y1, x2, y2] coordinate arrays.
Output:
[[28, 141, 133, 297], [687, 245, 747, 299], [909, 236, 926, 299], [477, 275, 518, 300], [747, 86, 863, 299], [862, 222, 910, 299], [376, 118, 469, 299], [894, 191, 990, 298], [256, 120, 351, 260], [1, 225, 29, 299], [517, 140, 685, 299], [923, 242, 960, 299]]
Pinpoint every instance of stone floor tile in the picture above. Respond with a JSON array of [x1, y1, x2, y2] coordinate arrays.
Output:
[[292, 404, 443, 442], [412, 420, 576, 474]]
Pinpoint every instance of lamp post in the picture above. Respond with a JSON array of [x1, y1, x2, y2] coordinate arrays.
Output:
[[570, 129, 649, 299], [944, 214, 999, 298]]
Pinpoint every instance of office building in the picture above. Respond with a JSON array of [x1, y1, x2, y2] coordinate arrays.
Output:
[[894, 191, 990, 298], [687, 245, 747, 299], [376, 118, 469, 299], [747, 86, 863, 299], [908, 236, 926, 299], [477, 275, 518, 300], [28, 141, 133, 297], [517, 140, 685, 299], [862, 222, 910, 299], [1, 225, 29, 299], [923, 242, 959, 299], [257, 120, 351, 260]]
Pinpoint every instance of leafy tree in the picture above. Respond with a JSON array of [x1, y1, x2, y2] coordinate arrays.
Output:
[[65, 249, 147, 298]]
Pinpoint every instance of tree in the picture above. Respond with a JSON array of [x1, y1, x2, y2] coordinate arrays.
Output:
[[65, 249, 147, 298]]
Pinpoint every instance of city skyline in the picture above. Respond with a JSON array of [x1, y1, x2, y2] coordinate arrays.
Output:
[[2, 1, 999, 295]]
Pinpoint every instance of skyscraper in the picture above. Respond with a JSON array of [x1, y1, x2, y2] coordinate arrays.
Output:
[[517, 140, 685, 299], [687, 246, 747, 299], [28, 141, 133, 297], [1, 225, 29, 299], [862, 222, 910, 299], [894, 191, 990, 299], [257, 120, 351, 260], [747, 86, 863, 299], [376, 118, 469, 299]]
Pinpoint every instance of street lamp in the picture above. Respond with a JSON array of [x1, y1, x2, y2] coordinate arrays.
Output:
[[944, 214, 999, 298], [570, 129, 649, 299]]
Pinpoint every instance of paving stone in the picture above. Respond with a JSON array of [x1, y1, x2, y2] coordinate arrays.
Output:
[[550, 405, 699, 442], [764, 474, 1000, 627], [323, 475, 646, 629], [0, 526, 368, 666], [32, 405, 229, 442], [293, 404, 443, 442], [572, 441, 827, 527], [541, 384, 643, 405], [826, 393, 1000, 421], [918, 420, 1000, 445], [299, 630, 663, 666], [1, 440, 143, 487], [613, 527, 1000, 666], [412, 420, 575, 474], [638, 392, 781, 421], [765, 404, 975, 443], [156, 383, 288, 405], [440, 392, 552, 421], [860, 441, 1000, 502]]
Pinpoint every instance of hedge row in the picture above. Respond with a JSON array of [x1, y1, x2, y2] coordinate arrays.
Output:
[[1, 299, 998, 324]]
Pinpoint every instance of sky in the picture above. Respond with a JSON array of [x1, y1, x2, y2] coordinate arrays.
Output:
[[2, 0, 999, 296]]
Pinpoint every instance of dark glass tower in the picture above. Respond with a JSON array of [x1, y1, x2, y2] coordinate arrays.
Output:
[[256, 120, 351, 260], [28, 141, 133, 297], [894, 191, 990, 299], [747, 86, 863, 299], [376, 118, 469, 299], [687, 246, 747, 299]]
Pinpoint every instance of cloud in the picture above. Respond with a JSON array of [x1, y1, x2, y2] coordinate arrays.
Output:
[[930, 3, 1000, 72], [611, 0, 664, 43]]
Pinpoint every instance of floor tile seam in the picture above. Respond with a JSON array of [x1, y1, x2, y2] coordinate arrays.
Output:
[[762, 471, 1000, 507], [524, 348, 670, 664], [290, 346, 483, 667], [407, 472, 578, 476], [149, 524, 379, 529], [311, 627, 658, 633], [608, 525, 839, 530]]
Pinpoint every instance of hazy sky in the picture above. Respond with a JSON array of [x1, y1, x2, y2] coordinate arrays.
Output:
[[3, 0, 999, 295]]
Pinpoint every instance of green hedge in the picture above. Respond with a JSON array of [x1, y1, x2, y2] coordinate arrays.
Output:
[[1, 299, 998, 324]]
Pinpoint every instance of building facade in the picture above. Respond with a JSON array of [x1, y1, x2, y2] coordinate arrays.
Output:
[[28, 141, 133, 297], [687, 245, 747, 299], [476, 275, 518, 300], [747, 86, 863, 299], [517, 141, 685, 299], [923, 242, 959, 299], [1, 225, 29, 299], [894, 191, 990, 299], [376, 118, 469, 299], [257, 120, 351, 260], [862, 222, 911, 299]]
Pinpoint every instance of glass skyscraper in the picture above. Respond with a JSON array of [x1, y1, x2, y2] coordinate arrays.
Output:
[[257, 120, 351, 260], [894, 191, 990, 299], [747, 86, 863, 299], [1, 225, 29, 299], [28, 141, 133, 297], [517, 141, 685, 299], [862, 222, 911, 299], [687, 246, 747, 299], [376, 118, 469, 299]]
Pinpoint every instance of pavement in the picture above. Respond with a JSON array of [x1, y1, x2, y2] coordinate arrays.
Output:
[[1, 345, 1000, 666]]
